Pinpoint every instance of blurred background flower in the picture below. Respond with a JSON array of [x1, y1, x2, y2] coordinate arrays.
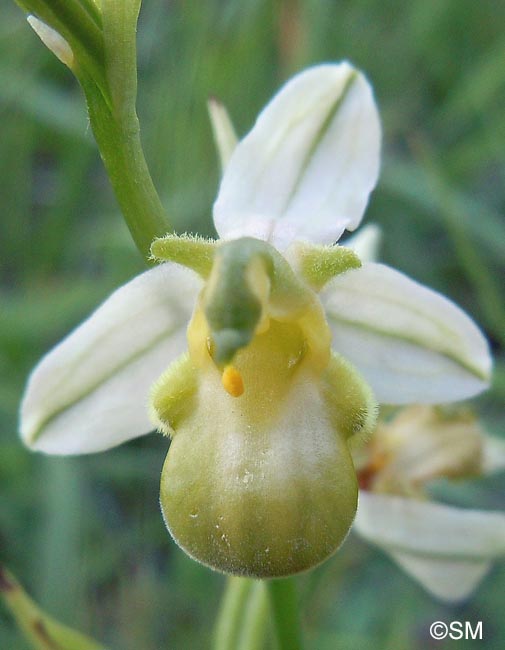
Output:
[[1, 1, 504, 648], [353, 405, 505, 603]]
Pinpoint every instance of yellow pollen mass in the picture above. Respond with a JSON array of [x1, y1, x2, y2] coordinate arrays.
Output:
[[222, 365, 244, 397]]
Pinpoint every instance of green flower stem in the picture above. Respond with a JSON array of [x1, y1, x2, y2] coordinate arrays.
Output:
[[16, 0, 106, 90], [18, 0, 172, 260], [237, 581, 269, 650], [80, 71, 171, 259], [28, 0, 103, 50], [214, 577, 252, 650], [81, 0, 172, 260], [267, 578, 304, 650], [213, 578, 269, 650]]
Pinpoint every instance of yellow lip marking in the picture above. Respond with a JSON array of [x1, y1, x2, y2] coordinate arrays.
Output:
[[222, 365, 244, 397]]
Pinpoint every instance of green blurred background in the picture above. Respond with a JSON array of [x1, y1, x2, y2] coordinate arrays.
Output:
[[1, 0, 504, 648]]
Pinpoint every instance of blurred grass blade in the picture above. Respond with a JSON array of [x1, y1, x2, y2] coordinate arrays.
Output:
[[408, 140, 505, 346], [382, 157, 505, 262], [438, 37, 505, 128], [0, 565, 108, 650], [0, 65, 89, 139]]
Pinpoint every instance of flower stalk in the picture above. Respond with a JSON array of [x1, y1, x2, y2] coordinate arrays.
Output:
[[19, 0, 172, 259], [79, 70, 171, 259], [267, 578, 303, 650], [214, 577, 303, 650], [214, 578, 269, 650]]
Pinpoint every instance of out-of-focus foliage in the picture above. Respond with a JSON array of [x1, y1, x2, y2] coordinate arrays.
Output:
[[1, 1, 504, 648]]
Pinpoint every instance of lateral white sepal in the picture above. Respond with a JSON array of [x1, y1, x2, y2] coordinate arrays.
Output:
[[324, 262, 492, 403]]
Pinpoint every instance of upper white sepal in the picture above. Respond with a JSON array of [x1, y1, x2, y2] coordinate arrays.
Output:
[[213, 62, 381, 250]]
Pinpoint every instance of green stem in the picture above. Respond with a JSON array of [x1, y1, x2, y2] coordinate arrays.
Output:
[[34, 0, 103, 51], [213, 577, 253, 650], [82, 75, 171, 258], [213, 578, 269, 650], [267, 578, 303, 650], [16, 0, 106, 90], [19, 0, 172, 260], [236, 581, 269, 650]]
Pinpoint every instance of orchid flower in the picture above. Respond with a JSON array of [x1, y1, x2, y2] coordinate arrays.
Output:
[[353, 405, 505, 602], [20, 62, 493, 579], [344, 227, 505, 603]]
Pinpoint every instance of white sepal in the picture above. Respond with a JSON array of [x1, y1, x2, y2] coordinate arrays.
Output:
[[354, 492, 505, 602], [324, 262, 492, 404], [213, 62, 381, 250], [20, 264, 200, 454]]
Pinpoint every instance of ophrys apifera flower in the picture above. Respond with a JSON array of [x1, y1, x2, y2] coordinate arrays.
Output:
[[354, 406, 505, 602], [20, 63, 492, 578]]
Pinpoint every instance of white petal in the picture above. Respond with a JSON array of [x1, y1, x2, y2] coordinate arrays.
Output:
[[213, 62, 381, 250], [354, 492, 505, 602], [323, 263, 492, 404], [20, 264, 200, 454]]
